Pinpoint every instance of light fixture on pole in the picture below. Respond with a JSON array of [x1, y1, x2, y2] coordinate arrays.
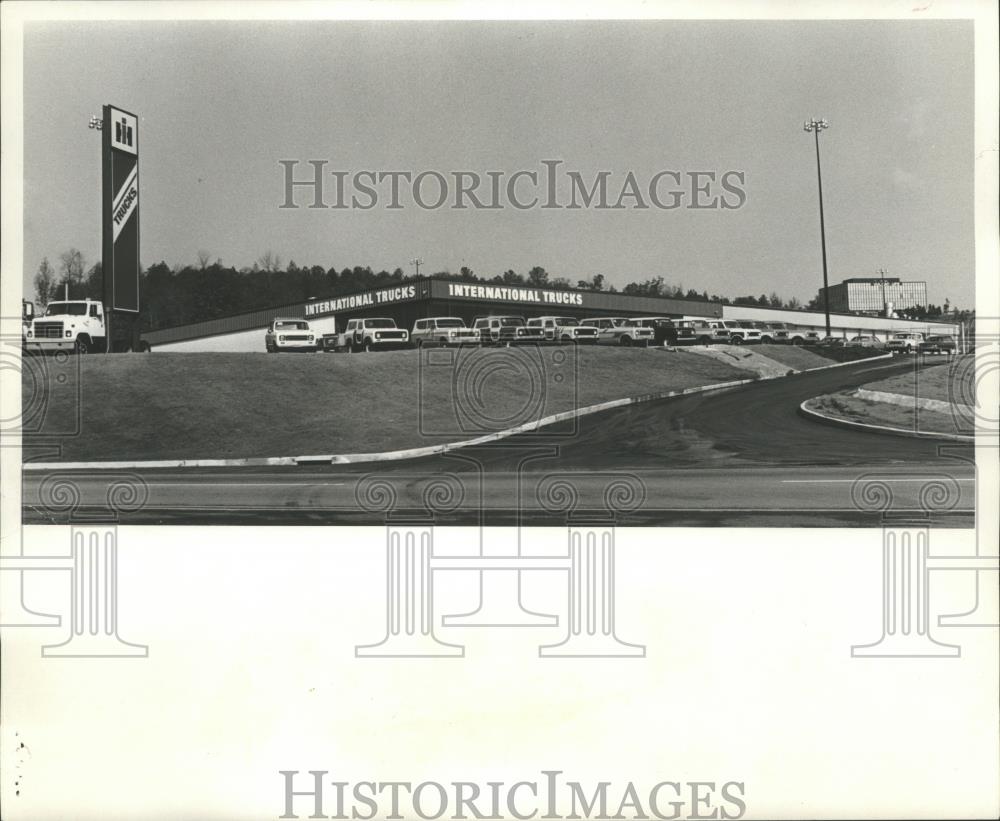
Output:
[[803, 117, 832, 336], [410, 258, 424, 278]]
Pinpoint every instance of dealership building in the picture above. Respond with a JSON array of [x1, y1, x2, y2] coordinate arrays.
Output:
[[143, 276, 958, 352]]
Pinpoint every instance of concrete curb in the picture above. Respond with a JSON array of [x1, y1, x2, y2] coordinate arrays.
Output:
[[797, 398, 974, 443], [21, 352, 894, 472], [799, 352, 893, 371]]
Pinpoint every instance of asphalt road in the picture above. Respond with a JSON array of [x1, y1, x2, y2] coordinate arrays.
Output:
[[22, 357, 974, 526]]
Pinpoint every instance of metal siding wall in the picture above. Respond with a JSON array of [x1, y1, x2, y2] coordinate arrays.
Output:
[[143, 302, 307, 345]]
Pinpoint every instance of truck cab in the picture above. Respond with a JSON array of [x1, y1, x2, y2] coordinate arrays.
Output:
[[21, 300, 34, 346], [25, 298, 106, 354]]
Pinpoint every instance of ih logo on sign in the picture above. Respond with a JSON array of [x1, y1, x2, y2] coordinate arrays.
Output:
[[110, 108, 137, 155]]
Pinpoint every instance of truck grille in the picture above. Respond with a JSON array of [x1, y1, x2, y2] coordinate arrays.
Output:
[[284, 334, 311, 341], [34, 322, 64, 339]]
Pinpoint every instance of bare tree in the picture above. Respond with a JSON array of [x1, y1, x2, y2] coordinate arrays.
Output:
[[33, 257, 55, 306], [257, 250, 281, 273], [196, 250, 212, 270], [58, 248, 85, 295]]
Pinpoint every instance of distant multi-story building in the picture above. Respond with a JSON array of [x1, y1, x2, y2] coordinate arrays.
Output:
[[817, 277, 927, 315]]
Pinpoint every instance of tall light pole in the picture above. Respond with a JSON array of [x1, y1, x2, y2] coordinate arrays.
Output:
[[876, 267, 889, 317], [410, 257, 424, 278], [804, 118, 832, 336]]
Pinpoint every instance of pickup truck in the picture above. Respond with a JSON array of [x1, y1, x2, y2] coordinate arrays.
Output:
[[579, 317, 655, 347], [472, 316, 545, 346], [327, 317, 410, 352], [632, 317, 696, 346], [526, 316, 599, 344], [410, 317, 480, 347], [265, 318, 317, 352]]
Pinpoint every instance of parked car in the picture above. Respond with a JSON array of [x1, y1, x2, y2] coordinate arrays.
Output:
[[632, 317, 696, 346], [846, 334, 883, 349], [473, 316, 546, 346], [918, 335, 957, 355], [885, 332, 925, 354], [265, 318, 317, 353], [526, 316, 599, 344], [579, 317, 655, 347], [719, 320, 762, 345], [818, 336, 847, 348], [411, 317, 480, 347], [329, 317, 409, 352]]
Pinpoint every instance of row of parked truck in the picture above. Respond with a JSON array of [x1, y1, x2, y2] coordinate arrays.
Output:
[[264, 314, 943, 353]]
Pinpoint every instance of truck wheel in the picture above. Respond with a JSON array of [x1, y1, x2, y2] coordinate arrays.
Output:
[[731, 336, 743, 345], [619, 335, 632, 347], [75, 336, 91, 354]]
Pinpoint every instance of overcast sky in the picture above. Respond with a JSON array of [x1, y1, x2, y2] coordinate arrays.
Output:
[[22, 19, 974, 307]]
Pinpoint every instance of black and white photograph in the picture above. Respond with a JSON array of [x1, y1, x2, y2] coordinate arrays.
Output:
[[1, 2, 997, 819]]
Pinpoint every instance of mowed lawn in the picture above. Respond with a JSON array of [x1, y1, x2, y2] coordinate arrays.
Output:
[[807, 356, 975, 437], [860, 355, 974, 406], [24, 347, 753, 462]]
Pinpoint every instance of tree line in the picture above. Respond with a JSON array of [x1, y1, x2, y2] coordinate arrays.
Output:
[[31, 249, 953, 331]]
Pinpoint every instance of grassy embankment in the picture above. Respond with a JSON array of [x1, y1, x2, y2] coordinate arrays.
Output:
[[25, 346, 757, 462], [806, 356, 974, 437]]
